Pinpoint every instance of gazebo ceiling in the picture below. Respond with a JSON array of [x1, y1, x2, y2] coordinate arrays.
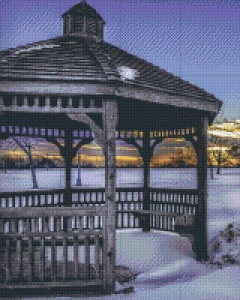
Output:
[[0, 1, 222, 125]]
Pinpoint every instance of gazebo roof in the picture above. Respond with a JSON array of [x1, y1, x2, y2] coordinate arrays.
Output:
[[0, 35, 219, 104], [0, 1, 222, 122]]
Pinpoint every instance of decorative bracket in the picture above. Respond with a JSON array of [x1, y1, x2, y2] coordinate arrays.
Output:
[[123, 137, 163, 161], [67, 113, 104, 148]]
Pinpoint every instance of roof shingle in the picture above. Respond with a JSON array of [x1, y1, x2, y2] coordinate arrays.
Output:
[[0, 35, 219, 103]]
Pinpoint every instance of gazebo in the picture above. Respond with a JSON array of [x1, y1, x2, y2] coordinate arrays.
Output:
[[0, 1, 222, 295]]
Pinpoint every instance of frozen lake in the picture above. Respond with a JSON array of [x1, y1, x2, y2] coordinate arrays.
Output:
[[0, 167, 240, 240]]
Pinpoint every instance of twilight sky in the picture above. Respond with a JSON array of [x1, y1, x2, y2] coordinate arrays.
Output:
[[0, 0, 239, 120]]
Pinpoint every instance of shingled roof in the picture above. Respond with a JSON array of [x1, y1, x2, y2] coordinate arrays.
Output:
[[0, 35, 220, 103], [0, 1, 222, 108]]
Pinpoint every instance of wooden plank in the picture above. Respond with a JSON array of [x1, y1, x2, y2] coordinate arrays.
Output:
[[73, 235, 79, 280], [195, 116, 209, 260], [0, 80, 117, 98], [0, 230, 103, 239], [62, 236, 68, 281], [51, 237, 57, 282], [0, 103, 103, 114], [102, 99, 117, 293], [5, 239, 10, 283], [0, 206, 106, 219], [117, 209, 184, 217], [0, 279, 103, 289], [94, 235, 100, 279], [84, 236, 90, 281], [142, 128, 151, 231], [39, 237, 45, 282], [28, 237, 33, 282], [16, 238, 23, 280], [175, 215, 195, 227]]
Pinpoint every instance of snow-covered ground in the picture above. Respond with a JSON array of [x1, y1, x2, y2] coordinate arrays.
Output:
[[0, 168, 240, 299]]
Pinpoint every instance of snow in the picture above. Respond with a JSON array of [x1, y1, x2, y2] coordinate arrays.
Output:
[[20, 230, 240, 300], [210, 222, 240, 265], [117, 66, 139, 81], [13, 44, 60, 55], [208, 129, 240, 139], [1, 168, 240, 299], [99, 229, 239, 300]]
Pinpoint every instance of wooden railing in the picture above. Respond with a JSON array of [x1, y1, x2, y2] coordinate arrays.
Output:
[[0, 206, 105, 287], [150, 188, 198, 231], [0, 189, 65, 208], [0, 187, 198, 232]]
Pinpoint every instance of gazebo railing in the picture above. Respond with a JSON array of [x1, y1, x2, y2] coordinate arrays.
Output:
[[0, 187, 198, 232], [0, 206, 105, 287], [150, 188, 198, 231], [0, 189, 65, 208]]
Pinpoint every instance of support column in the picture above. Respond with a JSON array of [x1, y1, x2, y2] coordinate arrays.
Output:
[[195, 116, 209, 260], [142, 129, 151, 231], [64, 126, 73, 207], [102, 100, 117, 293]]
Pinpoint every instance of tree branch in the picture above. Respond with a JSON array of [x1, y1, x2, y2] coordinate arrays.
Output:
[[12, 137, 29, 156]]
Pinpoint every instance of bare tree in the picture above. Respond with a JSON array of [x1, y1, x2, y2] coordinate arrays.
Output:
[[0, 139, 17, 173], [208, 136, 237, 175], [12, 137, 38, 189], [208, 119, 240, 174]]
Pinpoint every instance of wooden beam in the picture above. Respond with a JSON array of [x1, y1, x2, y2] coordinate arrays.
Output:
[[0, 80, 221, 114], [195, 116, 209, 261], [142, 129, 151, 231], [0, 81, 116, 97], [0, 206, 106, 219], [67, 113, 104, 148], [102, 99, 117, 293], [64, 126, 73, 207]]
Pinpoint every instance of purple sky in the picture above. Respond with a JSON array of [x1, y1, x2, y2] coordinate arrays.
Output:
[[0, 0, 239, 120]]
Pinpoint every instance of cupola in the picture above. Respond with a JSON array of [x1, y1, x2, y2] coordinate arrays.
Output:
[[62, 1, 105, 39]]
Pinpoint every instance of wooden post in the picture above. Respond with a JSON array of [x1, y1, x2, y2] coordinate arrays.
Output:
[[64, 126, 73, 207], [102, 99, 117, 293], [195, 116, 209, 260], [142, 129, 151, 231]]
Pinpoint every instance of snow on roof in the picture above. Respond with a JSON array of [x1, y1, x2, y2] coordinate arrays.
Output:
[[117, 66, 139, 81], [13, 44, 60, 55]]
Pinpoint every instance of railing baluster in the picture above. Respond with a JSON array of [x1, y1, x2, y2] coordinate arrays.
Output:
[[62, 235, 67, 281], [28, 236, 33, 282], [5, 239, 10, 283], [73, 235, 79, 280], [16, 238, 22, 280], [39, 237, 45, 282], [51, 235, 57, 282], [84, 236, 90, 281], [94, 235, 100, 279]]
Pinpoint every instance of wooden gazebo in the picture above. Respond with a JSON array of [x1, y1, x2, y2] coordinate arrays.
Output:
[[0, 1, 222, 295]]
